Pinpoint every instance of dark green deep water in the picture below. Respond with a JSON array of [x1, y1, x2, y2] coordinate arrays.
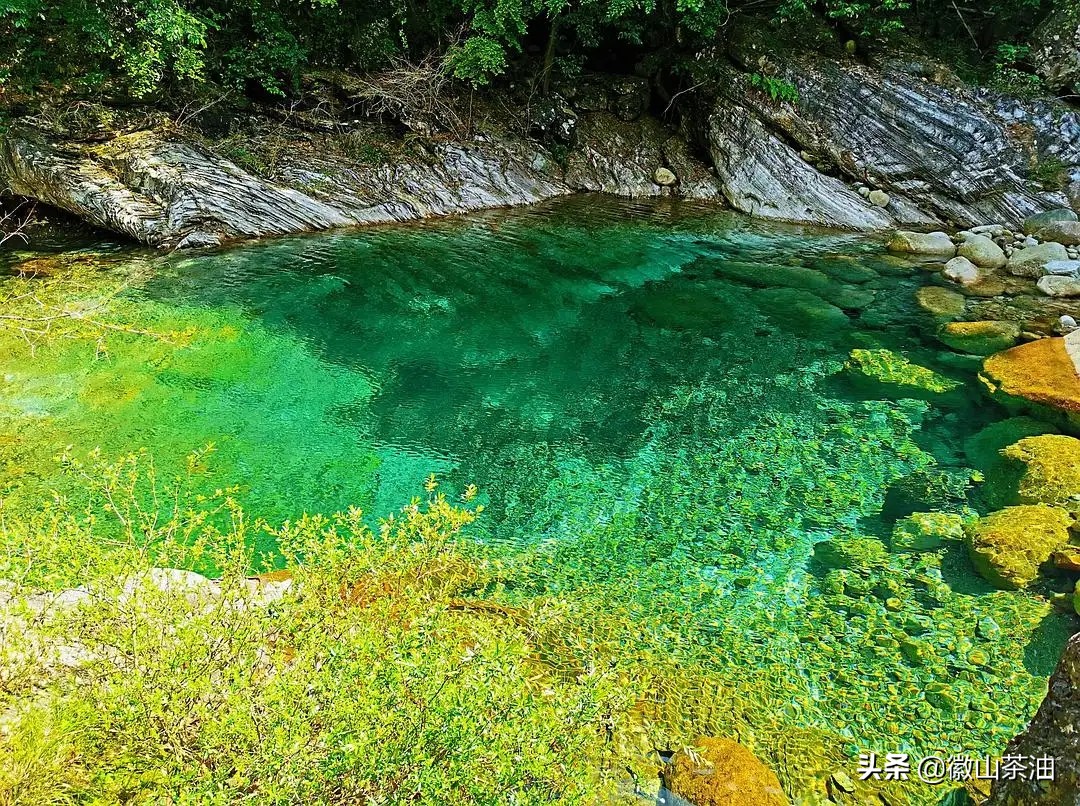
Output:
[[2, 196, 1075, 798]]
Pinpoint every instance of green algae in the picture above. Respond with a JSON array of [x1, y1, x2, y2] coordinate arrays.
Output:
[[0, 197, 1072, 804]]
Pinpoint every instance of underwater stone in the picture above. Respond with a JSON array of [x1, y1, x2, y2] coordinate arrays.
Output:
[[980, 333, 1080, 434], [938, 320, 1021, 356], [661, 737, 789, 806], [846, 348, 961, 394], [891, 511, 965, 552], [915, 285, 966, 320], [965, 505, 1075, 589], [814, 536, 888, 571], [1000, 434, 1080, 511]]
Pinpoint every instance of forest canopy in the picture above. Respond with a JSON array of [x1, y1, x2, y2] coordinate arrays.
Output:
[[0, 0, 1063, 102]]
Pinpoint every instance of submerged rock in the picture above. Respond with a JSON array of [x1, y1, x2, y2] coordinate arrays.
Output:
[[887, 231, 956, 256], [980, 331, 1080, 432], [847, 348, 961, 394], [661, 737, 789, 806], [1001, 434, 1080, 511], [891, 511, 965, 552], [965, 504, 1074, 589], [938, 320, 1021, 356], [915, 285, 966, 320], [988, 633, 1080, 806]]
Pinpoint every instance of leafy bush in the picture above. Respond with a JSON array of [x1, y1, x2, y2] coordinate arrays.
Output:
[[749, 73, 799, 103], [0, 453, 630, 804]]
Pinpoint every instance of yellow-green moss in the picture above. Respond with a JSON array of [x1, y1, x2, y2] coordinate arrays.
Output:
[[915, 286, 965, 320], [1001, 434, 1080, 512], [661, 737, 790, 806], [847, 349, 961, 394], [938, 320, 1020, 356], [965, 504, 1075, 589]]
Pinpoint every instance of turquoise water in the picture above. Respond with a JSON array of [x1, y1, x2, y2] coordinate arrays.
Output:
[[2, 196, 1073, 801]]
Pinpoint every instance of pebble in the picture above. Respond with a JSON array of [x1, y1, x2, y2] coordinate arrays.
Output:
[[1057, 314, 1079, 334]]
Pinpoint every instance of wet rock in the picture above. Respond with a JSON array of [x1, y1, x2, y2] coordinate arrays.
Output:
[[891, 511, 965, 552], [1036, 220, 1080, 246], [938, 320, 1021, 356], [661, 737, 790, 806], [981, 331, 1080, 433], [1001, 434, 1080, 512], [887, 231, 956, 256], [957, 234, 1007, 268], [1008, 242, 1070, 277], [814, 535, 888, 571], [988, 633, 1080, 806], [846, 348, 961, 394], [1024, 207, 1079, 235], [965, 504, 1075, 589], [965, 417, 1061, 508], [915, 285, 966, 320], [1038, 275, 1080, 297]]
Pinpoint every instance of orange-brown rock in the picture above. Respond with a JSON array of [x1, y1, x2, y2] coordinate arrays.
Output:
[[661, 737, 789, 806], [980, 331, 1080, 433]]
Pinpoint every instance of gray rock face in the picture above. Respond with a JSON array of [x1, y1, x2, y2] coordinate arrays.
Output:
[[0, 125, 569, 248], [958, 234, 1007, 268], [1009, 242, 1071, 277], [719, 31, 1070, 228], [565, 112, 722, 200], [703, 102, 892, 229], [988, 632, 1080, 805], [887, 230, 956, 256]]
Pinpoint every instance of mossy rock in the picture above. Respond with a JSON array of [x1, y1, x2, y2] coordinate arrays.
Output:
[[1001, 434, 1080, 512], [814, 536, 888, 571], [846, 348, 961, 394], [661, 737, 790, 806], [937, 320, 1021, 356], [964, 417, 1060, 508], [892, 511, 966, 552], [915, 285, 966, 321], [965, 504, 1075, 589]]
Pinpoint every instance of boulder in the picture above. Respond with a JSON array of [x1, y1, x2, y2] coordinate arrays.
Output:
[[653, 166, 677, 186], [661, 737, 790, 806], [942, 255, 984, 286], [1023, 207, 1079, 235], [957, 234, 1007, 268], [891, 511, 965, 552], [988, 633, 1080, 805], [1008, 242, 1070, 277], [965, 504, 1074, 589], [847, 348, 961, 394], [868, 189, 890, 207], [1036, 220, 1080, 246], [938, 320, 1021, 355], [887, 231, 956, 256], [915, 285, 966, 320], [981, 331, 1080, 433], [1044, 259, 1080, 276], [1001, 434, 1080, 512], [1038, 275, 1080, 297]]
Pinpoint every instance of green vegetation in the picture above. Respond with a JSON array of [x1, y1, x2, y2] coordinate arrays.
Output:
[[0, 0, 1065, 99]]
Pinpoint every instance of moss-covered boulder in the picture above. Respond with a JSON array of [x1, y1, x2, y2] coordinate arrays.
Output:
[[1001, 434, 1080, 512], [846, 348, 961, 394], [980, 332, 1080, 434], [965, 505, 1075, 589], [964, 417, 1060, 508], [915, 285, 966, 320], [892, 511, 966, 551], [938, 320, 1021, 356], [661, 737, 789, 806]]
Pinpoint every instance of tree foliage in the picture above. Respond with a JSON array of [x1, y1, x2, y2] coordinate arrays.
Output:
[[0, 0, 1065, 99]]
